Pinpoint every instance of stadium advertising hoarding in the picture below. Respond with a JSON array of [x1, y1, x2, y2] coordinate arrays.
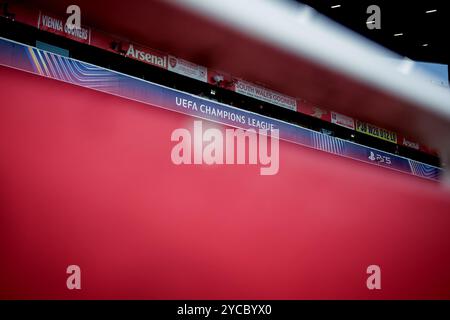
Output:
[[234, 79, 298, 111], [356, 120, 398, 144], [397, 135, 437, 155], [331, 111, 355, 130], [37, 11, 91, 44], [124, 43, 167, 70], [297, 101, 331, 121], [168, 55, 207, 82]]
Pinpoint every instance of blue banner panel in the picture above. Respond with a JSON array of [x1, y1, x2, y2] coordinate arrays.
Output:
[[0, 37, 441, 181]]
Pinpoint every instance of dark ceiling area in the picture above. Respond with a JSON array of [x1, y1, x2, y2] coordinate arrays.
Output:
[[297, 0, 449, 65]]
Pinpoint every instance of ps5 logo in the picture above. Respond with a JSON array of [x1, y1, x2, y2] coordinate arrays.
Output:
[[369, 151, 392, 165]]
